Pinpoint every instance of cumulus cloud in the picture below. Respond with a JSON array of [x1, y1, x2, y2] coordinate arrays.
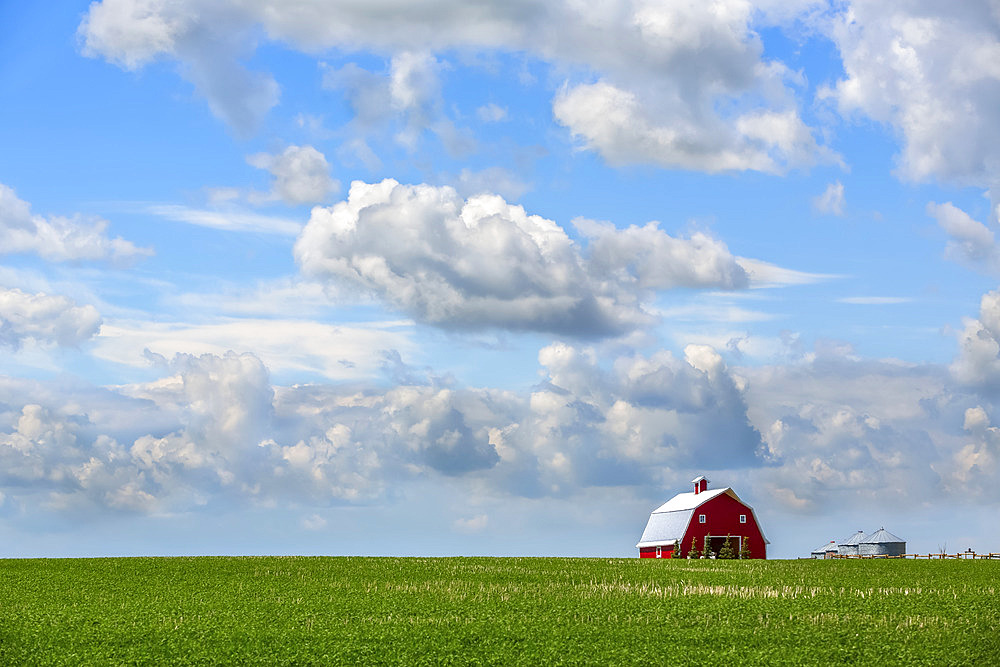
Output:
[[0, 339, 766, 515], [741, 350, 954, 512], [79, 0, 279, 134], [6, 333, 1000, 521], [952, 288, 1000, 392], [553, 77, 825, 174], [322, 51, 472, 156], [813, 181, 845, 216], [295, 179, 749, 336], [247, 145, 338, 205], [0, 287, 102, 348], [0, 183, 151, 263], [928, 201, 1000, 272], [824, 1, 1000, 191], [78, 0, 830, 172], [943, 405, 1000, 499]]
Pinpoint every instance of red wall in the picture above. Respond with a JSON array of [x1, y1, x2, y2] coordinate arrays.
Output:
[[679, 493, 767, 559], [638, 546, 680, 559]]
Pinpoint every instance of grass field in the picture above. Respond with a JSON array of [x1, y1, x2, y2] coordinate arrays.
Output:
[[1, 557, 997, 665]]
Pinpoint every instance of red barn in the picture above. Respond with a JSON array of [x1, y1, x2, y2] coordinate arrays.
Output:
[[636, 476, 768, 559]]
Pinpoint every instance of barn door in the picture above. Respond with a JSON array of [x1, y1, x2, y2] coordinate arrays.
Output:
[[706, 536, 741, 558]]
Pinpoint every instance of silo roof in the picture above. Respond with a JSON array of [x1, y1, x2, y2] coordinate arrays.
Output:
[[838, 530, 869, 546], [811, 540, 839, 555], [861, 527, 904, 544]]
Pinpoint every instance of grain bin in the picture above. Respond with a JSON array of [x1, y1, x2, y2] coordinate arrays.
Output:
[[859, 527, 906, 556], [810, 540, 839, 559], [837, 530, 868, 556]]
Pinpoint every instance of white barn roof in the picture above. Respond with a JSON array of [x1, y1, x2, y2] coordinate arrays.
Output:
[[636, 487, 769, 548]]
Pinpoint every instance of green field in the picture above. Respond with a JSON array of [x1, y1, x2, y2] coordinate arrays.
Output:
[[1, 557, 997, 665]]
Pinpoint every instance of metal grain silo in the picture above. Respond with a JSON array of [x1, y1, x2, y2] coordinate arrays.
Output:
[[810, 540, 839, 559], [837, 530, 868, 556], [859, 527, 906, 557]]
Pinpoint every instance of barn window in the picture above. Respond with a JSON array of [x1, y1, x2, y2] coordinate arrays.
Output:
[[699, 514, 706, 523], [740, 514, 747, 524]]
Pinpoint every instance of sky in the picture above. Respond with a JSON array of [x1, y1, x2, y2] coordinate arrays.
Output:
[[2, 0, 999, 559]]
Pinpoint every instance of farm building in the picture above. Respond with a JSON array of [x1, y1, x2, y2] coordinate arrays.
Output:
[[811, 528, 907, 557], [837, 530, 869, 556], [859, 528, 906, 556], [636, 476, 768, 559], [810, 540, 839, 559]]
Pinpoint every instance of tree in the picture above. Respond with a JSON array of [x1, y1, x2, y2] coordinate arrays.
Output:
[[740, 535, 751, 559], [687, 536, 700, 559], [718, 534, 735, 560]]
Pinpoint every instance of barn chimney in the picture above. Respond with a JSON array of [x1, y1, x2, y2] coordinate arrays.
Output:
[[691, 475, 708, 494]]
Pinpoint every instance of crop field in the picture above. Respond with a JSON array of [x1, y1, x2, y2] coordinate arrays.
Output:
[[1, 557, 998, 665]]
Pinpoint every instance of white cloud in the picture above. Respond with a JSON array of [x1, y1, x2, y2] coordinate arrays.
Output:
[[837, 297, 912, 305], [453, 514, 488, 532], [813, 181, 845, 216], [6, 330, 1000, 523], [575, 217, 749, 290], [247, 145, 338, 205], [824, 1, 1000, 191], [147, 204, 302, 236], [295, 179, 751, 336], [77, 0, 184, 69], [927, 201, 1000, 272], [0, 287, 102, 348], [0, 337, 767, 515], [952, 288, 1000, 392], [0, 183, 151, 263], [166, 278, 351, 319], [944, 405, 1000, 499], [553, 82, 809, 173], [735, 257, 841, 288], [78, 0, 831, 171], [92, 317, 415, 381], [301, 513, 328, 530], [476, 103, 507, 123], [741, 351, 956, 512], [79, 0, 279, 134], [450, 167, 529, 201], [322, 51, 468, 156]]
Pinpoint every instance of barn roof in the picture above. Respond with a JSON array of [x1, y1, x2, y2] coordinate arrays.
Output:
[[635, 487, 769, 548], [649, 487, 730, 513], [635, 510, 689, 548], [861, 527, 904, 544]]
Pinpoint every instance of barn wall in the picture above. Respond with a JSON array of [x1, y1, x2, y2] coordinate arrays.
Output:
[[680, 493, 767, 559], [639, 546, 679, 559]]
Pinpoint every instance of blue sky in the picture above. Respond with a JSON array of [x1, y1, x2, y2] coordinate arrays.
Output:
[[2, 1, 1000, 558]]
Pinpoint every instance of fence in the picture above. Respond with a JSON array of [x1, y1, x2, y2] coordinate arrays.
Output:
[[828, 552, 1000, 560]]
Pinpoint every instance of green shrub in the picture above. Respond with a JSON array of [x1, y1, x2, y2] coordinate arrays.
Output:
[[717, 535, 736, 560]]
